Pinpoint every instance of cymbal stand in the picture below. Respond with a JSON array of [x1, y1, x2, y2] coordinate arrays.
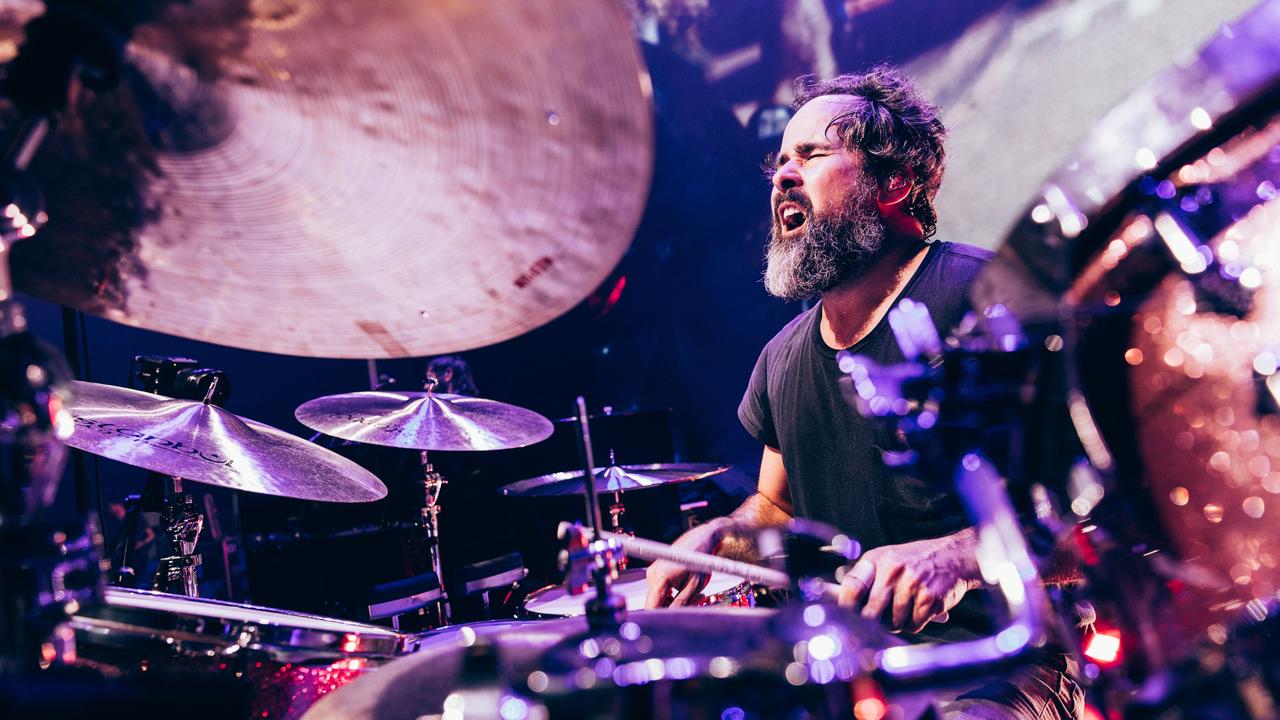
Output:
[[413, 375, 451, 624], [151, 476, 203, 597], [144, 377, 221, 598], [572, 397, 624, 631], [418, 450, 450, 625], [601, 451, 628, 535], [606, 493, 625, 534]]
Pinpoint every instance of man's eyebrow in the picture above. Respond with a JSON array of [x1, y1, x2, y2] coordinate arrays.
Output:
[[771, 141, 836, 168], [794, 141, 827, 157]]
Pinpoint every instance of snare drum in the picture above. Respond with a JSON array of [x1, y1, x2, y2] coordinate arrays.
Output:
[[70, 587, 405, 720], [520, 567, 756, 618]]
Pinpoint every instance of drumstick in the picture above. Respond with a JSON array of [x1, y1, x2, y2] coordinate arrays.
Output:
[[593, 529, 842, 601], [590, 529, 951, 625]]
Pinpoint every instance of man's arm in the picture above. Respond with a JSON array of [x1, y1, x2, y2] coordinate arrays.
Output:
[[714, 445, 794, 561], [644, 446, 793, 607]]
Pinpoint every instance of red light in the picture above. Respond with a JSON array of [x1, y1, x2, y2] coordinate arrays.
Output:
[[1083, 630, 1122, 665], [1072, 525, 1100, 566], [1083, 704, 1106, 720], [851, 677, 887, 720], [854, 698, 887, 720], [606, 275, 627, 308], [341, 634, 360, 653]]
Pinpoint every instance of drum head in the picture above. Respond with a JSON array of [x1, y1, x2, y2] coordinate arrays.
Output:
[[521, 568, 747, 617]]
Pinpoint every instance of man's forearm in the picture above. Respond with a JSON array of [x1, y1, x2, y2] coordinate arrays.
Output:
[[708, 492, 793, 562]]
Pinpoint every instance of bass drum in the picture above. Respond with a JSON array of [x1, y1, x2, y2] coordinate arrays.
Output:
[[520, 568, 758, 618], [304, 607, 934, 720], [70, 587, 406, 720], [973, 0, 1280, 645]]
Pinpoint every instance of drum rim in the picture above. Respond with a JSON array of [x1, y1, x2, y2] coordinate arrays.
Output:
[[520, 568, 751, 619], [72, 587, 405, 660]]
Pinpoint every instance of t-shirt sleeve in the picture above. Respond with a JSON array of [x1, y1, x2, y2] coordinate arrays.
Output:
[[737, 347, 778, 449]]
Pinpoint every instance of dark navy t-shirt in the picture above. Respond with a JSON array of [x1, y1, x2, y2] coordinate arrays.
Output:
[[738, 240, 993, 641]]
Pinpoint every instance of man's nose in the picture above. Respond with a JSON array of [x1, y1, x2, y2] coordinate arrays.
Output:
[[773, 161, 802, 192]]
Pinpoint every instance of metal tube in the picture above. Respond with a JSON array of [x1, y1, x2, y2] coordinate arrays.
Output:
[[873, 452, 1048, 682]]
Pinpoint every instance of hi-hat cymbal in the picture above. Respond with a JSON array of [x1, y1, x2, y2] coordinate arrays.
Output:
[[63, 381, 387, 502], [500, 463, 729, 497], [5, 0, 652, 358], [295, 391, 555, 452]]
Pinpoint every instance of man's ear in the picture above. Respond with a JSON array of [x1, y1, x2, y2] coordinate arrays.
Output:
[[877, 169, 913, 206]]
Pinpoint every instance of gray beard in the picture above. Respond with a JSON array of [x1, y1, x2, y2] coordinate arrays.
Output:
[[763, 198, 885, 301]]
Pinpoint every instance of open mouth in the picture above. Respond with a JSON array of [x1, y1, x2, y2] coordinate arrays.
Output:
[[778, 204, 807, 232]]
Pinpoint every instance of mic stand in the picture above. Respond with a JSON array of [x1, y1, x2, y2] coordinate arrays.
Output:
[[112, 492, 144, 584]]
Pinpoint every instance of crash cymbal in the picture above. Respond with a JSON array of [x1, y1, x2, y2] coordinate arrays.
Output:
[[64, 381, 387, 502], [500, 462, 729, 497], [295, 391, 555, 452], [5, 0, 652, 358]]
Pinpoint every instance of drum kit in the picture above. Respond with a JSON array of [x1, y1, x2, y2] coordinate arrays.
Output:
[[0, 0, 1278, 719]]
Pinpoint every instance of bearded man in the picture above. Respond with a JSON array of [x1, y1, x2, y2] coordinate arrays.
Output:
[[645, 66, 1083, 719]]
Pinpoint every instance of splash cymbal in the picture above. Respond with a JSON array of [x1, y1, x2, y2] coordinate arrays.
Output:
[[64, 381, 387, 502], [6, 0, 652, 358], [295, 391, 555, 452]]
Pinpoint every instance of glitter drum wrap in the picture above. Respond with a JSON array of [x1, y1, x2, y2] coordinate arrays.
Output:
[[70, 587, 407, 720], [1124, 118, 1280, 634], [976, 0, 1280, 640]]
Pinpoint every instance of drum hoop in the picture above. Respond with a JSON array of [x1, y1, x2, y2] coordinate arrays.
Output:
[[74, 588, 404, 660], [520, 569, 753, 619]]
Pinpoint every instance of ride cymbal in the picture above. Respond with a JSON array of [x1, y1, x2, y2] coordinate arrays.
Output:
[[295, 391, 555, 452], [65, 381, 387, 502], [5, 0, 652, 358]]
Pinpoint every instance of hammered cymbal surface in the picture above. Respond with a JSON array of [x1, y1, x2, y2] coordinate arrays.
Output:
[[65, 381, 387, 502], [5, 0, 652, 358]]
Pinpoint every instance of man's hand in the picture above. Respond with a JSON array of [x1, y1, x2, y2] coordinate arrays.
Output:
[[838, 529, 981, 633], [646, 452, 793, 609], [644, 518, 730, 608]]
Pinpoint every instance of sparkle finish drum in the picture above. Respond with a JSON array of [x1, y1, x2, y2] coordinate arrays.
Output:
[[70, 587, 406, 720]]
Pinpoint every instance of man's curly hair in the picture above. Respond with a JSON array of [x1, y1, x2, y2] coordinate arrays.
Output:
[[792, 65, 947, 239]]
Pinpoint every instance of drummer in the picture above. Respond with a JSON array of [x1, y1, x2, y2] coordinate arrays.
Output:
[[644, 65, 1083, 719]]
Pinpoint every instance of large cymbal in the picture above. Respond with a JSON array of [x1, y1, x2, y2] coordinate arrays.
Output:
[[295, 391, 555, 452], [64, 381, 387, 502], [500, 462, 729, 497], [4, 0, 652, 358]]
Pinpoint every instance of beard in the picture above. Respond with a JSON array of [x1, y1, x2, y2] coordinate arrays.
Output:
[[763, 185, 886, 301]]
